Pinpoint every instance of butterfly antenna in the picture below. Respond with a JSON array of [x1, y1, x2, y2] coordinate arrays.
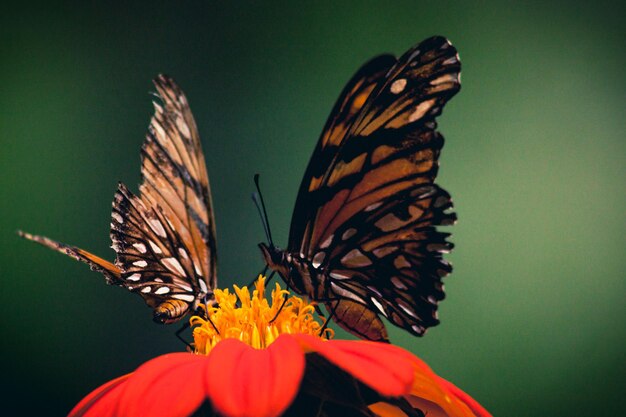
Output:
[[252, 174, 274, 248]]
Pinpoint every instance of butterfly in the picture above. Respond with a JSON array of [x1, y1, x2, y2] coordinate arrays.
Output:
[[259, 36, 461, 342], [19, 75, 217, 324]]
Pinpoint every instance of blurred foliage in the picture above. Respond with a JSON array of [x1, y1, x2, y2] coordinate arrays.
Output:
[[1, 1, 624, 416]]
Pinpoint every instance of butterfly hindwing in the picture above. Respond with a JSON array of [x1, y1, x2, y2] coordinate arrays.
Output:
[[110, 183, 208, 312], [320, 184, 456, 339]]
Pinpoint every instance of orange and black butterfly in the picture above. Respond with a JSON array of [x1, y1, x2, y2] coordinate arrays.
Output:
[[19, 75, 217, 324], [259, 36, 461, 341]]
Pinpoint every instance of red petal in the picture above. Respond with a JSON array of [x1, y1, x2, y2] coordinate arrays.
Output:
[[437, 377, 492, 417], [204, 336, 305, 417], [293, 335, 414, 397], [116, 352, 208, 417], [68, 374, 131, 417]]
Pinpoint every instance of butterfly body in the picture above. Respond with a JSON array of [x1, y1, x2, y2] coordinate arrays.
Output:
[[20, 75, 218, 324], [261, 36, 461, 341], [259, 243, 330, 301], [153, 299, 197, 324]]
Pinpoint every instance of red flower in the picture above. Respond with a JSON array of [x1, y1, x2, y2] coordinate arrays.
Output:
[[69, 279, 490, 417]]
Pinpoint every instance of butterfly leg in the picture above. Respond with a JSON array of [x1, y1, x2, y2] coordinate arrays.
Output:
[[318, 301, 337, 338], [175, 321, 193, 350], [269, 293, 288, 323], [265, 270, 276, 285], [314, 304, 326, 317], [203, 296, 220, 335]]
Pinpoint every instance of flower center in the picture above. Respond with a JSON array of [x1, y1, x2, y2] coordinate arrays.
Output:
[[190, 276, 332, 354]]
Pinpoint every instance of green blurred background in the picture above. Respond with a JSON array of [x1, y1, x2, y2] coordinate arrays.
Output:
[[1, 1, 624, 416]]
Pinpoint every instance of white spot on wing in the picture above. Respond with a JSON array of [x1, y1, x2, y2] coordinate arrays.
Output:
[[329, 271, 351, 280], [149, 240, 162, 254], [342, 228, 357, 241], [443, 55, 459, 65], [162, 257, 186, 276], [153, 122, 166, 141], [127, 273, 141, 282], [172, 294, 195, 302], [178, 247, 189, 260], [312, 251, 325, 268], [370, 297, 387, 317], [391, 276, 407, 290], [148, 218, 167, 238], [364, 201, 383, 212], [133, 260, 148, 268], [408, 98, 436, 123], [112, 212, 123, 223], [430, 73, 456, 86], [412, 324, 425, 334], [176, 116, 191, 138], [133, 243, 147, 253], [194, 262, 202, 276], [155, 287, 171, 295], [199, 279, 208, 294], [140, 286, 151, 293], [398, 301, 419, 319], [330, 282, 366, 304], [319, 234, 334, 249], [390, 78, 407, 94]]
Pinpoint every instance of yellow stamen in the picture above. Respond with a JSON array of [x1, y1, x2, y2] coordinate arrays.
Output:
[[190, 276, 333, 354]]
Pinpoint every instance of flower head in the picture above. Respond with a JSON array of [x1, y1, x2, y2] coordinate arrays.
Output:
[[70, 278, 490, 417], [191, 276, 332, 353]]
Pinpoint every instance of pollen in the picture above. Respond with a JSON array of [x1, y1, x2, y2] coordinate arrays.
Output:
[[190, 276, 332, 354]]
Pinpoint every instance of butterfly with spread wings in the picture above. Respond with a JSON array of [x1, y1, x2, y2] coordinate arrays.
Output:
[[259, 36, 461, 342], [19, 75, 217, 324]]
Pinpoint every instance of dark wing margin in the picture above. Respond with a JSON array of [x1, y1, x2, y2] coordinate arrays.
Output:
[[288, 55, 397, 250]]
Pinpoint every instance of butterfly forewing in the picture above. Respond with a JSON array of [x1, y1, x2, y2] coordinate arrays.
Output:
[[293, 36, 460, 257], [109, 75, 216, 320], [268, 36, 461, 341], [289, 55, 396, 248], [138, 75, 216, 289]]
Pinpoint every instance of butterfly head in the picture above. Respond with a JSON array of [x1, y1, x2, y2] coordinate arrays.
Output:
[[258, 242, 285, 272], [259, 243, 317, 297]]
